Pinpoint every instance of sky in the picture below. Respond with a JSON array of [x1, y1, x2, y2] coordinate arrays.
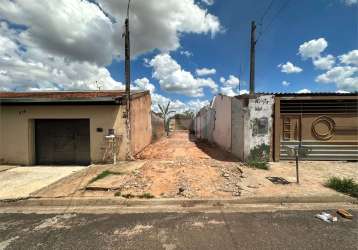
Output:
[[0, 0, 357, 113]]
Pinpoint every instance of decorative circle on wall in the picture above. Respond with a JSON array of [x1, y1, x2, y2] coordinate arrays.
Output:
[[311, 116, 336, 141]]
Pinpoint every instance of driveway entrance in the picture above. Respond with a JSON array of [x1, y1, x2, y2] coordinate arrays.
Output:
[[0, 166, 85, 200]]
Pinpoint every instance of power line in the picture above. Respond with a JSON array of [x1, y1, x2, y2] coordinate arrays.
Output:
[[259, 0, 275, 25], [256, 0, 292, 43]]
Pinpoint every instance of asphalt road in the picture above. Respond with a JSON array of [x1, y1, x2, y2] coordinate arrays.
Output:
[[0, 210, 357, 250]]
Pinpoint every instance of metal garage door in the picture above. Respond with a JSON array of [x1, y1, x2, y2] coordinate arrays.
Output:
[[35, 119, 90, 165], [278, 98, 358, 161]]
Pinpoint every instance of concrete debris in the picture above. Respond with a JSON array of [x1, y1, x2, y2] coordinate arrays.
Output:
[[337, 209, 353, 219], [315, 212, 337, 223]]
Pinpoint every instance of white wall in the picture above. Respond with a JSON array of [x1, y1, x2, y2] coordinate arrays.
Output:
[[212, 95, 232, 151]]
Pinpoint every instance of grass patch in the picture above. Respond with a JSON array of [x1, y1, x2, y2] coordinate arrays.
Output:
[[114, 192, 155, 199], [137, 193, 155, 199], [89, 170, 122, 184], [325, 177, 358, 198], [121, 193, 135, 199], [247, 160, 269, 170]]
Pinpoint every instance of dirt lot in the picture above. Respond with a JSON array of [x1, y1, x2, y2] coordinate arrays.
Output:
[[32, 132, 357, 200], [86, 132, 245, 198], [240, 161, 358, 198], [34, 132, 245, 199]]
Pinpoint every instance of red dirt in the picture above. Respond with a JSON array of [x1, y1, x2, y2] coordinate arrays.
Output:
[[121, 132, 243, 198]]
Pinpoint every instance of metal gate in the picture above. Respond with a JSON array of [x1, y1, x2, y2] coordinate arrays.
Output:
[[35, 119, 90, 165], [276, 96, 358, 161]]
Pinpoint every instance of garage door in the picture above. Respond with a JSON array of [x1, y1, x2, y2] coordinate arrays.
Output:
[[279, 99, 358, 161], [35, 119, 90, 165]]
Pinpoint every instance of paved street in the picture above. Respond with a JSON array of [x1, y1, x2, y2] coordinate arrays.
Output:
[[0, 210, 357, 250]]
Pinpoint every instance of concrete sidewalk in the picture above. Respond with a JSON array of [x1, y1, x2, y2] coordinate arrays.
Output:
[[0, 166, 85, 200]]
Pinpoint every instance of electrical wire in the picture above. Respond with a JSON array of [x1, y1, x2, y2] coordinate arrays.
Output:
[[259, 0, 275, 25], [256, 0, 292, 43]]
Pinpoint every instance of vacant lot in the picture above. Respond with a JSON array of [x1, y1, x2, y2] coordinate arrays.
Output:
[[30, 132, 357, 200]]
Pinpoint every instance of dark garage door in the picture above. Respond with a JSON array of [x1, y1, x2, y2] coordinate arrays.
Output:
[[35, 119, 90, 165]]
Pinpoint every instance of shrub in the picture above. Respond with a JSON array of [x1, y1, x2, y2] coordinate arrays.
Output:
[[247, 144, 270, 170], [325, 177, 358, 198]]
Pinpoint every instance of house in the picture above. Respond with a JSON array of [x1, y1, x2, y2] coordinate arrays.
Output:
[[0, 90, 152, 165], [194, 92, 358, 161]]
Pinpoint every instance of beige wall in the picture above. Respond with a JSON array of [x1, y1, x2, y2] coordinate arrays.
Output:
[[212, 95, 232, 151], [151, 112, 165, 142], [0, 105, 127, 165], [130, 94, 152, 155]]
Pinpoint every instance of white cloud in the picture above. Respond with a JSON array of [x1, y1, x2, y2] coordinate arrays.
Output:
[[220, 75, 240, 86], [201, 0, 215, 6], [219, 75, 241, 96], [339, 50, 358, 66], [149, 53, 218, 97], [180, 50, 193, 57], [297, 89, 311, 94], [0, 0, 222, 92], [239, 90, 249, 95], [336, 90, 350, 93], [220, 86, 237, 97], [196, 67, 216, 76], [99, 0, 222, 57], [0, 22, 122, 91], [315, 66, 358, 91], [151, 93, 209, 114], [298, 38, 328, 59], [133, 77, 155, 93], [0, 0, 114, 66], [282, 81, 291, 86], [187, 99, 210, 112], [313, 55, 335, 70], [278, 62, 303, 74], [343, 0, 357, 6], [0, 0, 222, 66]]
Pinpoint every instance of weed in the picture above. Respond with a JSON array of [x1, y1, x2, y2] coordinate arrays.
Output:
[[137, 193, 155, 199], [89, 170, 122, 184], [114, 191, 121, 197], [325, 177, 358, 198], [247, 144, 270, 170], [121, 193, 135, 199]]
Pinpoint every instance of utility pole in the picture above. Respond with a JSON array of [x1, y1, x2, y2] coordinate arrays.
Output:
[[124, 0, 132, 160], [249, 21, 256, 95]]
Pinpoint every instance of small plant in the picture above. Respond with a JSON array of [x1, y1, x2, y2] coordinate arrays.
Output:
[[246, 144, 270, 170], [325, 177, 358, 198], [137, 193, 155, 199], [121, 193, 135, 199], [114, 191, 122, 197], [89, 170, 122, 184]]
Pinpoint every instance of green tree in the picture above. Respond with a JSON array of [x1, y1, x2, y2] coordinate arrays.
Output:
[[183, 110, 195, 119], [158, 101, 175, 135]]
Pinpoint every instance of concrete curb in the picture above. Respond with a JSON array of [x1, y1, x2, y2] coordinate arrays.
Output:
[[0, 195, 356, 208]]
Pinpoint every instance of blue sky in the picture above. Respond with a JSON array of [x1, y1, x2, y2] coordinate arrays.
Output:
[[0, 0, 357, 112], [109, 0, 358, 105]]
